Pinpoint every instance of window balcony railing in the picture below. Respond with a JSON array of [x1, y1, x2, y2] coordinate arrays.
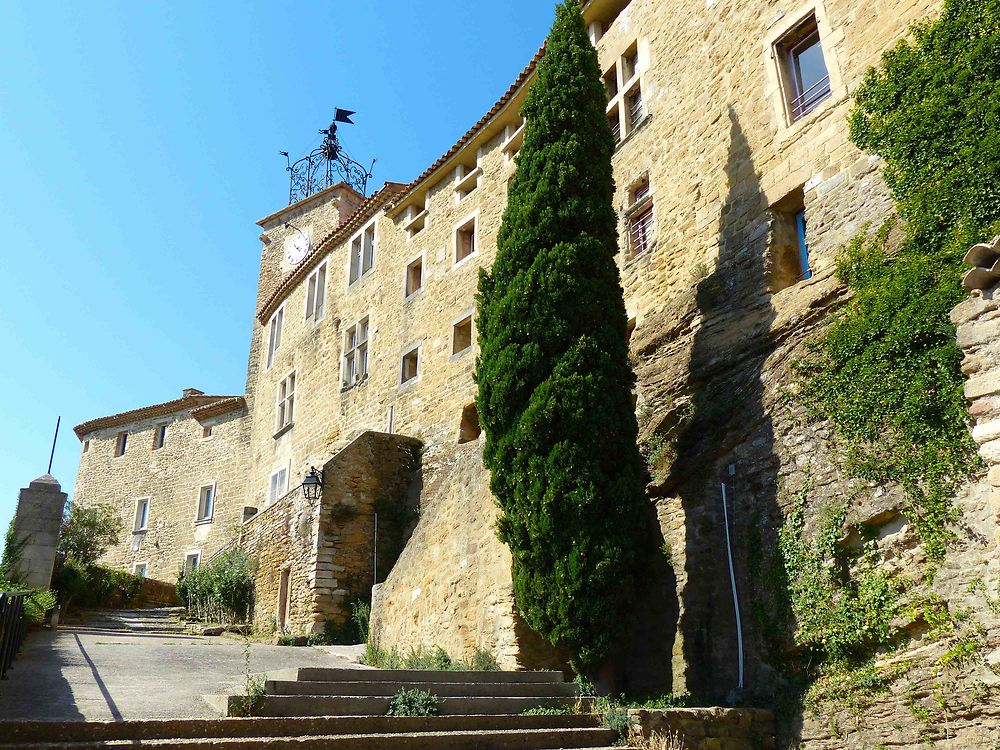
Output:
[[790, 74, 832, 120]]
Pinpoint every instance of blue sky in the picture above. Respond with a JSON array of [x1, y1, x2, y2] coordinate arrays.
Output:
[[0, 1, 556, 532]]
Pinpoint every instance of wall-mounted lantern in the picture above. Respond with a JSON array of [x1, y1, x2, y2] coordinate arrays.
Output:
[[301, 467, 324, 500]]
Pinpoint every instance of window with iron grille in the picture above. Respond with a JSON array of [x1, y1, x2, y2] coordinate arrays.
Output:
[[276, 372, 295, 431], [777, 15, 831, 121], [630, 205, 655, 256], [343, 317, 369, 388], [626, 87, 646, 129], [605, 41, 648, 146]]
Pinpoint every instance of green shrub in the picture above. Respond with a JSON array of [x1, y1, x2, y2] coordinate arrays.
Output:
[[0, 580, 56, 624], [522, 705, 574, 715], [52, 558, 143, 611], [386, 688, 441, 716], [469, 647, 500, 671], [58, 503, 123, 568], [475, 0, 648, 672], [176, 548, 255, 624]]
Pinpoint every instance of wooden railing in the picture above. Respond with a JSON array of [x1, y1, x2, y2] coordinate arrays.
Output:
[[0, 591, 30, 680]]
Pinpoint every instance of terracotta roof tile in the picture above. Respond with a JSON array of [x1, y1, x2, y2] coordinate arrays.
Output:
[[74, 394, 244, 439]]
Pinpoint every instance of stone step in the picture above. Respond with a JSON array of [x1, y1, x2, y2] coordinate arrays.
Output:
[[0, 727, 617, 750], [280, 668, 567, 684], [206, 694, 591, 718], [265, 679, 580, 698], [0, 714, 603, 744]]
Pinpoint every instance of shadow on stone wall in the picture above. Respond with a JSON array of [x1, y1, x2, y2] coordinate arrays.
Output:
[[667, 108, 783, 702]]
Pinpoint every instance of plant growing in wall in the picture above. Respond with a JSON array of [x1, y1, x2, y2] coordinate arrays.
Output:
[[800, 0, 1000, 560], [475, 0, 648, 670]]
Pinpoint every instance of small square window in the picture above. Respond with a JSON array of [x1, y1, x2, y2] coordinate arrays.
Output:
[[405, 257, 423, 298], [630, 178, 650, 206], [626, 86, 646, 130], [153, 425, 167, 450], [768, 188, 812, 292], [203, 425, 213, 439], [452, 315, 473, 355], [401, 346, 420, 385], [622, 45, 639, 82], [82, 440, 90, 453], [134, 498, 150, 532], [133, 562, 148, 578], [776, 15, 832, 121], [197, 484, 215, 523], [455, 218, 477, 263], [115, 432, 128, 457]]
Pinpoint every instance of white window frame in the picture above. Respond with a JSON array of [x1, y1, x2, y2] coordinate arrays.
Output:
[[153, 424, 167, 450], [184, 551, 202, 573], [269, 464, 290, 504], [348, 217, 378, 286], [133, 561, 148, 578], [196, 483, 216, 524], [606, 40, 648, 146], [134, 497, 151, 532], [453, 211, 479, 267], [403, 253, 425, 300], [451, 311, 474, 358], [265, 305, 285, 370], [276, 371, 296, 432], [304, 261, 328, 323], [400, 342, 422, 387], [342, 316, 370, 388]]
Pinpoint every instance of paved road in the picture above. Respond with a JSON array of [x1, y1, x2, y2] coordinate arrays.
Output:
[[0, 628, 362, 721]]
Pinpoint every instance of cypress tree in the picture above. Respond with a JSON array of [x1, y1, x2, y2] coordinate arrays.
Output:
[[475, 0, 647, 669]]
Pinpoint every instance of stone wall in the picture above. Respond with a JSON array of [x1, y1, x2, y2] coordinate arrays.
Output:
[[240, 430, 420, 635], [10, 475, 67, 589], [629, 708, 776, 750], [73, 394, 248, 582]]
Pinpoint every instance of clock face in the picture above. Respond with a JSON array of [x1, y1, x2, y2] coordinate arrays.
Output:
[[284, 233, 310, 265]]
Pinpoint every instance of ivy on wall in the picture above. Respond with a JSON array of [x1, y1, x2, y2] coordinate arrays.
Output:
[[798, 0, 1000, 560]]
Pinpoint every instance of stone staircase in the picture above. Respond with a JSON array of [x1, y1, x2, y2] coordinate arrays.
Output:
[[71, 607, 188, 634], [205, 667, 594, 718]]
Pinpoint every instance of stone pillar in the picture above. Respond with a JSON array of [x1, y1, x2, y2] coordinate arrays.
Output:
[[9, 474, 67, 589], [953, 236, 1000, 532]]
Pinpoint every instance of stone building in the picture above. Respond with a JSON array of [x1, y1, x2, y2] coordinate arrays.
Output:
[[72, 0, 1000, 744]]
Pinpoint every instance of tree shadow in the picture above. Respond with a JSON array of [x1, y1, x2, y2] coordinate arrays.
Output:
[[665, 107, 787, 704]]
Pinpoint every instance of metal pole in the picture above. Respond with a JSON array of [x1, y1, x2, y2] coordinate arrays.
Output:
[[47, 416, 61, 475]]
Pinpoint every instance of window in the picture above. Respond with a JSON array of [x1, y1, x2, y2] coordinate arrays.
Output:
[[768, 187, 812, 292], [454, 163, 481, 201], [628, 202, 653, 256], [134, 498, 150, 532], [630, 177, 651, 206], [305, 262, 327, 322], [452, 315, 473, 356], [586, 0, 632, 39], [269, 467, 288, 503], [605, 42, 647, 144], [82, 440, 90, 453], [342, 317, 370, 388], [196, 484, 215, 523], [276, 372, 296, 431], [115, 432, 128, 457], [153, 425, 167, 450], [184, 552, 201, 573], [405, 256, 423, 298], [402, 202, 428, 238], [133, 562, 148, 578], [202, 425, 213, 439], [455, 216, 477, 264], [776, 15, 831, 121], [266, 306, 284, 369], [242, 506, 258, 523], [400, 344, 420, 385], [349, 220, 377, 284]]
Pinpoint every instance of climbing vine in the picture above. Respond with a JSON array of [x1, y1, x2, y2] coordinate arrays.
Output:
[[798, 0, 1000, 560]]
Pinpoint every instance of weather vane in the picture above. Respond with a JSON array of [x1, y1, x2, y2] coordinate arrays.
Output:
[[281, 108, 376, 204]]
